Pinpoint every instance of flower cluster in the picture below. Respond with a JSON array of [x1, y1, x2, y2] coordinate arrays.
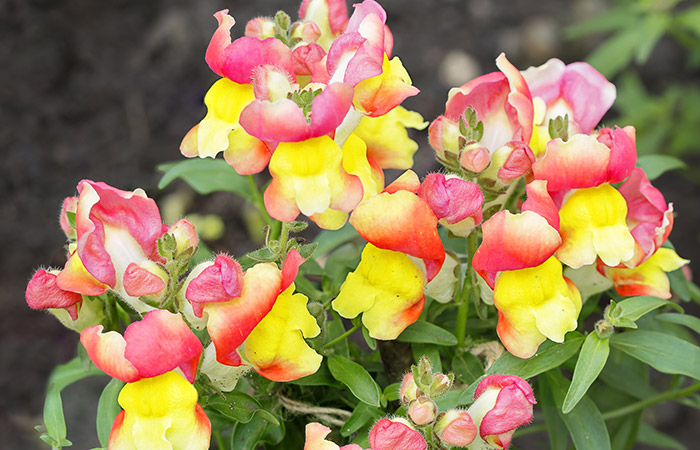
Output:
[[429, 54, 688, 358], [304, 358, 535, 450], [181, 0, 426, 230], [25, 179, 321, 449]]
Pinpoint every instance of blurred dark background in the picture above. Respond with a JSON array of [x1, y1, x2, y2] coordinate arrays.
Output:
[[2, 0, 699, 448]]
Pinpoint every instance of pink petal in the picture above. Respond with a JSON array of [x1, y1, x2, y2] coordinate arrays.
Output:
[[522, 180, 559, 231], [218, 37, 294, 84], [369, 418, 426, 450], [26, 270, 83, 319], [206, 10, 236, 77], [123, 263, 166, 297]]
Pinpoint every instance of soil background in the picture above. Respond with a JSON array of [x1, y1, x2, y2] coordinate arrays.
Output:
[[2, 0, 700, 448]]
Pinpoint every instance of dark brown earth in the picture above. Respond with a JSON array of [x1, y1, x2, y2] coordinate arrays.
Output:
[[3, 0, 700, 448]]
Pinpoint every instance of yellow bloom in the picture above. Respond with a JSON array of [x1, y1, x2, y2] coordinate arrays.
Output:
[[333, 244, 426, 340], [109, 371, 210, 450], [558, 184, 635, 268], [494, 256, 582, 358]]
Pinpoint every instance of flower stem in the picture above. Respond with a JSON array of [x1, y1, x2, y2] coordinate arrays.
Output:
[[601, 382, 700, 421], [213, 429, 225, 450], [321, 323, 361, 349], [247, 175, 281, 239], [456, 231, 479, 349]]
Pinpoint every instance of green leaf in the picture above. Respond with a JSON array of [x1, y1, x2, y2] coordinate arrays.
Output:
[[396, 321, 457, 346], [314, 223, 359, 257], [587, 27, 646, 78], [458, 375, 487, 405], [297, 242, 319, 260], [563, 333, 610, 413], [611, 330, 700, 379], [610, 412, 642, 450], [637, 422, 687, 450], [42, 358, 104, 449], [546, 370, 611, 450], [206, 391, 270, 424], [487, 333, 584, 380], [538, 377, 569, 450], [611, 296, 672, 324], [230, 413, 268, 450], [566, 9, 639, 39], [383, 383, 400, 402], [96, 379, 124, 447], [656, 313, 700, 335], [451, 352, 484, 385], [362, 325, 377, 351], [244, 247, 278, 263], [157, 159, 252, 198], [341, 402, 384, 437], [328, 355, 381, 407], [668, 267, 692, 301], [636, 155, 686, 180], [290, 363, 342, 387]]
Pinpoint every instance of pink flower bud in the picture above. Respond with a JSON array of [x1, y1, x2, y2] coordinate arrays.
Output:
[[59, 196, 78, 239], [245, 17, 276, 39], [460, 144, 491, 173], [408, 397, 437, 425], [399, 372, 419, 405], [467, 375, 536, 449], [167, 219, 199, 258], [369, 418, 426, 450], [434, 410, 477, 447], [417, 173, 483, 237], [123, 260, 168, 298], [497, 141, 536, 181], [290, 20, 322, 43]]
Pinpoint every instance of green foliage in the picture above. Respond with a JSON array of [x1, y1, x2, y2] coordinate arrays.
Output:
[[563, 333, 610, 413], [327, 355, 382, 407], [96, 379, 124, 448], [157, 159, 252, 199], [610, 330, 700, 379]]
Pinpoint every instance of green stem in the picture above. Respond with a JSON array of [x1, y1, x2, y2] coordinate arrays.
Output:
[[456, 232, 479, 349], [321, 323, 361, 349], [213, 429, 225, 450], [601, 382, 700, 421], [247, 175, 281, 239]]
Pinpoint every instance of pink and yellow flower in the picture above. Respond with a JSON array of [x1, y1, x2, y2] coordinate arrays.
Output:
[[239, 284, 322, 381], [493, 256, 582, 358], [80, 309, 203, 383], [599, 247, 689, 299], [467, 375, 536, 450], [54, 180, 166, 314], [433, 410, 477, 448], [108, 371, 210, 450], [417, 173, 483, 237]]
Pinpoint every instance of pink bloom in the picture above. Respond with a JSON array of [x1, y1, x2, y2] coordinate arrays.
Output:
[[26, 269, 84, 320], [369, 418, 427, 450], [407, 397, 437, 425], [434, 410, 477, 447], [617, 168, 674, 267], [80, 310, 203, 383], [303, 422, 362, 450], [468, 375, 536, 449], [522, 58, 615, 135], [417, 173, 483, 237], [55, 180, 165, 313], [429, 54, 533, 157]]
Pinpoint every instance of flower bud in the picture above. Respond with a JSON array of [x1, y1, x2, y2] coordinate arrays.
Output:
[[408, 397, 437, 425], [467, 375, 536, 449], [460, 143, 491, 173], [417, 173, 483, 238], [434, 410, 477, 447], [290, 20, 322, 44], [167, 219, 199, 259], [245, 17, 276, 39], [429, 372, 453, 398], [399, 372, 419, 405], [59, 196, 78, 239]]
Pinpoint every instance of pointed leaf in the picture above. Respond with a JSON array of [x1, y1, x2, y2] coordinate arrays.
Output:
[[488, 333, 584, 380], [396, 321, 458, 346], [636, 155, 686, 181], [546, 370, 611, 450], [611, 330, 700, 379], [96, 378, 124, 447], [157, 159, 252, 198], [656, 313, 700, 335], [328, 355, 381, 407], [563, 333, 610, 413]]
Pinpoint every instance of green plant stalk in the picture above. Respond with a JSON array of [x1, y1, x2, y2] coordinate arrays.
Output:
[[601, 382, 700, 421], [213, 429, 225, 450], [456, 232, 479, 349], [321, 323, 360, 349], [247, 175, 282, 239]]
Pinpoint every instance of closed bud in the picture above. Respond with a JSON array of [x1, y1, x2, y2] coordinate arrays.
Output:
[[167, 219, 199, 260], [467, 375, 536, 449], [408, 397, 437, 425], [429, 372, 453, 398], [59, 196, 79, 239], [399, 373, 419, 406], [245, 17, 276, 39], [290, 21, 322, 44], [460, 143, 491, 173], [434, 410, 477, 447]]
